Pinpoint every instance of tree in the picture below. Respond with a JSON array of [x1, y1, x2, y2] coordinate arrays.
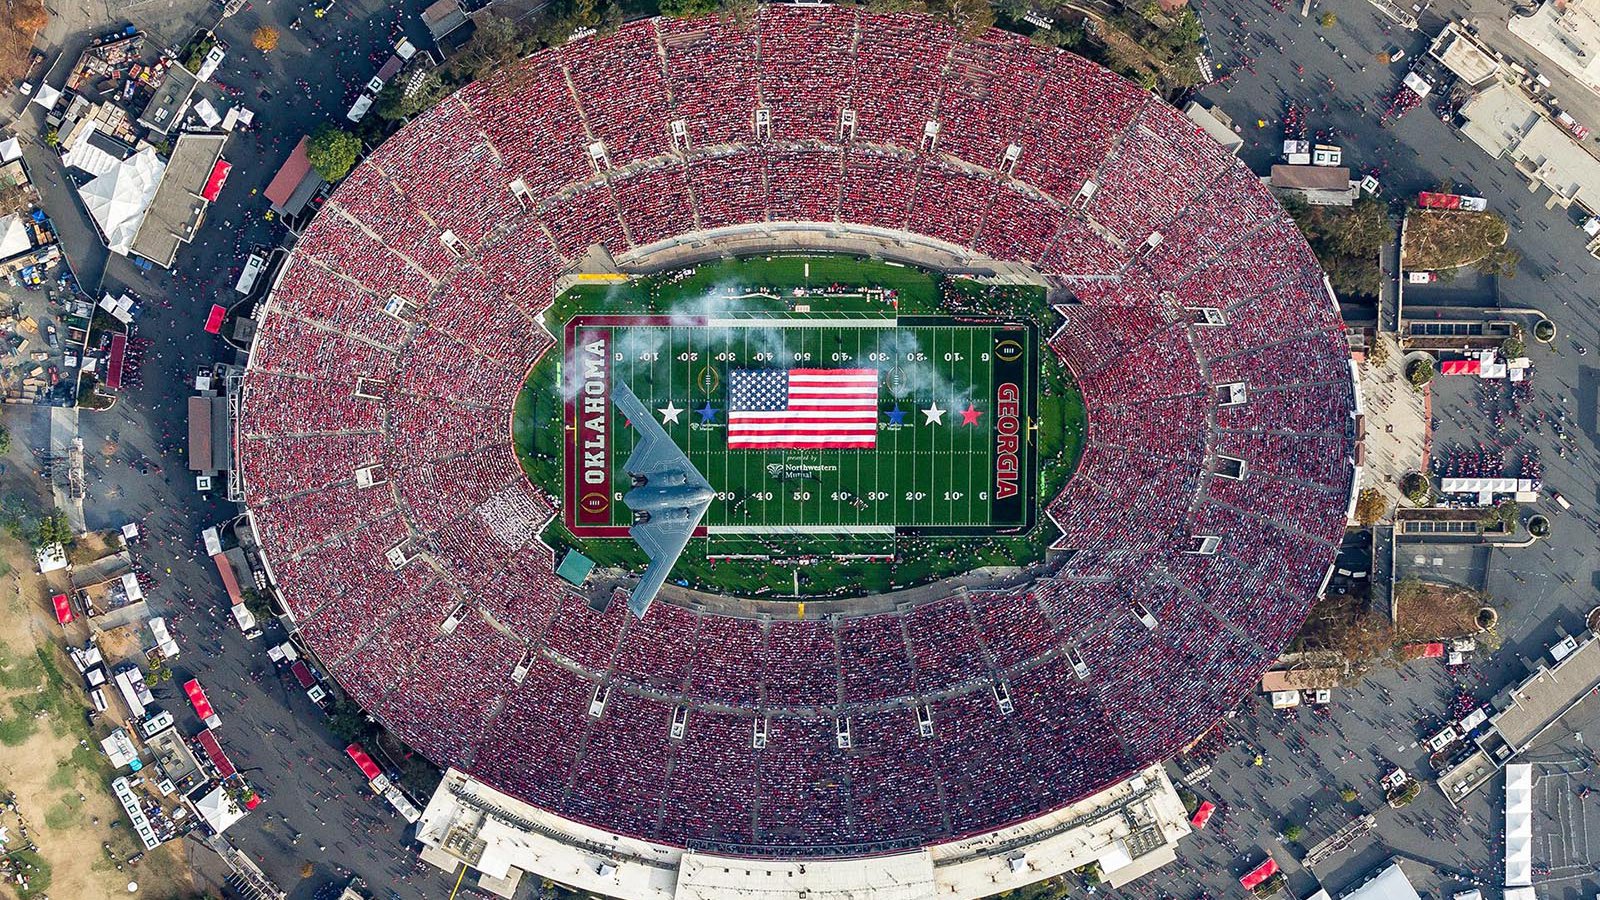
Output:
[[1339, 787, 1358, 802], [0, 0, 47, 82], [1407, 357, 1435, 388], [453, 14, 526, 82], [0, 419, 10, 455], [660, 0, 721, 16], [306, 123, 362, 182], [936, 0, 997, 39], [147, 658, 173, 684], [1354, 488, 1387, 526], [326, 696, 376, 743], [1282, 822, 1304, 841], [1502, 330, 1526, 360], [1319, 10, 1337, 26], [30, 509, 73, 549], [240, 586, 275, 622], [1476, 245, 1521, 278], [1286, 196, 1392, 298], [374, 65, 448, 122], [1401, 472, 1430, 506], [252, 26, 279, 52]]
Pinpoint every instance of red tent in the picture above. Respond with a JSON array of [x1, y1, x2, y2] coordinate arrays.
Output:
[[204, 304, 226, 335], [346, 743, 383, 781], [105, 333, 126, 390], [243, 792, 262, 810], [1441, 359, 1480, 375], [194, 728, 237, 777], [51, 593, 74, 625], [184, 678, 221, 728], [1240, 857, 1279, 889], [1405, 642, 1446, 659], [200, 159, 232, 202], [1190, 800, 1215, 828]]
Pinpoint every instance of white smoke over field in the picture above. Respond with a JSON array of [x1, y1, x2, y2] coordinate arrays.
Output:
[[562, 278, 978, 410]]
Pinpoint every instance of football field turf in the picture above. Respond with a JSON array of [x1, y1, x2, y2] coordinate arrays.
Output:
[[563, 313, 1038, 538]]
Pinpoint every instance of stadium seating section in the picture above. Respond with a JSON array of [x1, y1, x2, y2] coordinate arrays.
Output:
[[238, 9, 1355, 857]]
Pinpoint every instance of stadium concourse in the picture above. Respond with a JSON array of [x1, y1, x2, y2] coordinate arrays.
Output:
[[235, 6, 1360, 897]]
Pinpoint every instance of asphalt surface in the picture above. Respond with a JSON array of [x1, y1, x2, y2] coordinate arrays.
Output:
[[5, 0, 472, 897], [8, 0, 1600, 895]]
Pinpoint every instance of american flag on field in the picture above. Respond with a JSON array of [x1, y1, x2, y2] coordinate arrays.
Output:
[[727, 368, 880, 449]]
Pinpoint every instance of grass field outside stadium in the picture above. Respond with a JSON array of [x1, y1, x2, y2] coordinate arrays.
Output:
[[514, 254, 1085, 599]]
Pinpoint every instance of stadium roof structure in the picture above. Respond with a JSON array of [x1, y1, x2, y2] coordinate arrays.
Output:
[[237, 8, 1356, 893]]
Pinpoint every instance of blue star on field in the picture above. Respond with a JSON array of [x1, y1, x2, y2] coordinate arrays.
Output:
[[885, 404, 906, 426], [696, 401, 719, 423]]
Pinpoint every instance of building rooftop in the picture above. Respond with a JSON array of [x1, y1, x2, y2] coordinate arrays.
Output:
[[130, 131, 226, 267], [1460, 80, 1543, 157], [1509, 0, 1600, 97], [188, 394, 232, 473], [1183, 101, 1244, 154], [1270, 164, 1353, 191], [1430, 22, 1502, 87], [263, 135, 323, 215], [137, 62, 199, 136], [1493, 631, 1600, 749]]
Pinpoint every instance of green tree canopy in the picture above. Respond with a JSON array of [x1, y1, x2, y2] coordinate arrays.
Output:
[[660, 0, 722, 16], [453, 14, 528, 81], [374, 64, 448, 122], [1287, 196, 1393, 298], [306, 123, 362, 182]]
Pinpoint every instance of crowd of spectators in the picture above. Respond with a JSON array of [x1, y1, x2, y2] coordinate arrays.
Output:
[[237, 7, 1356, 857]]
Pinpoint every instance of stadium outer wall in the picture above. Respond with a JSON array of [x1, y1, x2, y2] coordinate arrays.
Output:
[[235, 5, 1358, 891], [412, 764, 1193, 899]]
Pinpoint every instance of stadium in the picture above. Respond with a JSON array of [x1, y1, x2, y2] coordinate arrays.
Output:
[[237, 6, 1359, 898]]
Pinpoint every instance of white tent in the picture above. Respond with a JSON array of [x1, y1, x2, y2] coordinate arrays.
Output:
[[0, 215, 31, 261], [193, 785, 245, 834], [1506, 763, 1533, 888], [61, 121, 124, 177], [31, 83, 61, 110], [78, 147, 165, 256], [0, 137, 20, 163]]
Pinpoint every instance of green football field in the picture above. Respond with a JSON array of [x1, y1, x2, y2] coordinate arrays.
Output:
[[562, 313, 1038, 537]]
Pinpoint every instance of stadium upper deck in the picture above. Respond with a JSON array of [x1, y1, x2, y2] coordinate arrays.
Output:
[[237, 5, 1357, 866]]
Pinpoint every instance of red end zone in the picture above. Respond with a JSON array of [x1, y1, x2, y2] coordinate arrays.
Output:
[[563, 315, 705, 538]]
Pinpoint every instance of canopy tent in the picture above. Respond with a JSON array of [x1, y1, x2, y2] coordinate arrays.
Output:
[[78, 147, 165, 255], [204, 304, 225, 334], [1190, 800, 1215, 828], [346, 743, 383, 781], [194, 784, 245, 834], [0, 214, 31, 261], [106, 333, 127, 390], [0, 137, 21, 163], [194, 728, 236, 777], [1506, 763, 1533, 888], [51, 593, 74, 625], [200, 159, 231, 202], [1441, 359, 1481, 375], [1240, 857, 1279, 890]]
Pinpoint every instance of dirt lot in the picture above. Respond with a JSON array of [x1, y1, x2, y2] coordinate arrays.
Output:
[[0, 535, 194, 900], [1394, 578, 1487, 642]]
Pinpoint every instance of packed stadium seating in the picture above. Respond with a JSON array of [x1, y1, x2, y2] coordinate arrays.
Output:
[[239, 7, 1353, 859]]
